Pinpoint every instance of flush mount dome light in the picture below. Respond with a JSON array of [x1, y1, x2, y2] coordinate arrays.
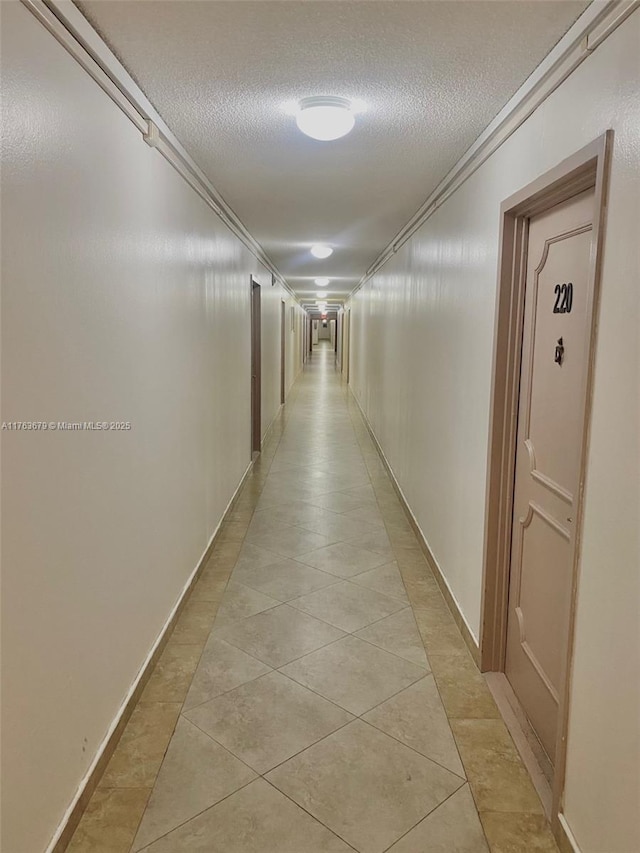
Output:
[[315, 277, 330, 287], [296, 97, 355, 141], [310, 244, 333, 259]]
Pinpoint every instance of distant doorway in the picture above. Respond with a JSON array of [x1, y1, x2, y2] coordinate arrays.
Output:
[[344, 309, 351, 383], [251, 277, 261, 454], [280, 300, 286, 405]]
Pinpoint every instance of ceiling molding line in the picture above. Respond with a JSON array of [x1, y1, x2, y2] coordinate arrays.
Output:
[[21, 0, 299, 303], [349, 0, 637, 299]]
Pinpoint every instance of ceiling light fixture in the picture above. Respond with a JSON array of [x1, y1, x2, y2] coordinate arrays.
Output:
[[296, 97, 355, 141], [315, 277, 330, 287], [310, 244, 333, 259]]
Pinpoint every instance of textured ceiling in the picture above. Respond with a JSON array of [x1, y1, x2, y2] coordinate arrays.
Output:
[[76, 0, 588, 302]]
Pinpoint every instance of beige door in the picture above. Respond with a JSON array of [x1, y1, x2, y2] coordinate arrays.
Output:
[[505, 187, 595, 766]]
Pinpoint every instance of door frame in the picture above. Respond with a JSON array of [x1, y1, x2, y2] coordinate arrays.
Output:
[[250, 276, 261, 455], [280, 299, 286, 405], [345, 309, 351, 383], [479, 131, 612, 831]]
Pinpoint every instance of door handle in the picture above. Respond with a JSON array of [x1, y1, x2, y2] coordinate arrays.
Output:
[[554, 337, 564, 365]]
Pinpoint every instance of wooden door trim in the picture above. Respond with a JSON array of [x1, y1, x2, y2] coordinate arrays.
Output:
[[250, 276, 261, 455], [345, 309, 351, 384], [479, 131, 612, 836]]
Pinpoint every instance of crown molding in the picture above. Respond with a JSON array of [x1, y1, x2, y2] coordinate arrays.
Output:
[[20, 0, 299, 302]]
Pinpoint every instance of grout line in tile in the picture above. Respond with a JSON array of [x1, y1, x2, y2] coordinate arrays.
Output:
[[131, 774, 259, 852], [378, 781, 473, 853], [260, 778, 361, 853], [359, 701, 467, 783]]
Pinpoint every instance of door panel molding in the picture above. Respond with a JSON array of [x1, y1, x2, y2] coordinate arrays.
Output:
[[531, 469, 573, 504], [480, 132, 612, 839]]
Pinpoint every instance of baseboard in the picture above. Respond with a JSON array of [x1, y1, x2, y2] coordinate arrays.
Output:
[[556, 814, 582, 853], [348, 387, 481, 667], [261, 403, 284, 450], [48, 457, 255, 853]]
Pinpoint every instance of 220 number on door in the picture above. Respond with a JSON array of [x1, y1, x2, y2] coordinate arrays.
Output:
[[553, 282, 573, 314]]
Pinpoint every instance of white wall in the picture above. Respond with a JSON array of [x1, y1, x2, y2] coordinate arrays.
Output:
[[348, 12, 639, 853], [0, 3, 301, 851]]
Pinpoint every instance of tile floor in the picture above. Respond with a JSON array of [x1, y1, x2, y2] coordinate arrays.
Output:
[[68, 343, 558, 853]]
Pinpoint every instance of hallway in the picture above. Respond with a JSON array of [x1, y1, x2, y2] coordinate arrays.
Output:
[[3, 2, 639, 851], [68, 343, 555, 853]]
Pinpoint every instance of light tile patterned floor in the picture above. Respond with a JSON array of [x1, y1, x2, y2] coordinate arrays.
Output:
[[67, 343, 558, 853]]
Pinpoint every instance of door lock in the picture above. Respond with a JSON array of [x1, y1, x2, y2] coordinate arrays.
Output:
[[554, 337, 564, 365]]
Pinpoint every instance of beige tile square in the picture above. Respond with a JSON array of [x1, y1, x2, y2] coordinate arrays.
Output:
[[185, 671, 353, 773], [419, 621, 470, 656], [141, 644, 202, 703], [298, 511, 381, 544], [267, 720, 463, 853], [342, 505, 386, 527], [280, 635, 425, 715], [209, 540, 242, 562], [412, 598, 455, 626], [388, 785, 489, 852], [319, 472, 372, 494], [380, 510, 409, 530], [66, 788, 151, 853], [231, 555, 338, 601], [200, 553, 237, 580], [99, 703, 181, 788], [189, 572, 227, 602], [394, 548, 431, 571], [303, 490, 373, 513], [479, 811, 559, 852], [346, 528, 395, 560], [246, 522, 332, 557], [340, 483, 378, 506], [214, 603, 345, 667], [355, 607, 428, 667], [217, 521, 249, 543], [297, 541, 389, 578], [183, 637, 271, 711], [351, 561, 408, 601], [255, 483, 317, 510], [171, 600, 219, 646], [131, 718, 256, 850], [225, 506, 254, 524], [386, 525, 420, 549], [450, 719, 544, 814], [142, 779, 353, 852], [212, 581, 279, 628], [233, 543, 282, 573], [363, 676, 464, 776], [290, 580, 407, 632], [403, 580, 446, 613], [429, 652, 501, 719], [250, 501, 335, 530]]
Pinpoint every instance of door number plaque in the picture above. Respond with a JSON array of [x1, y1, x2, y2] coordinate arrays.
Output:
[[553, 282, 573, 314]]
